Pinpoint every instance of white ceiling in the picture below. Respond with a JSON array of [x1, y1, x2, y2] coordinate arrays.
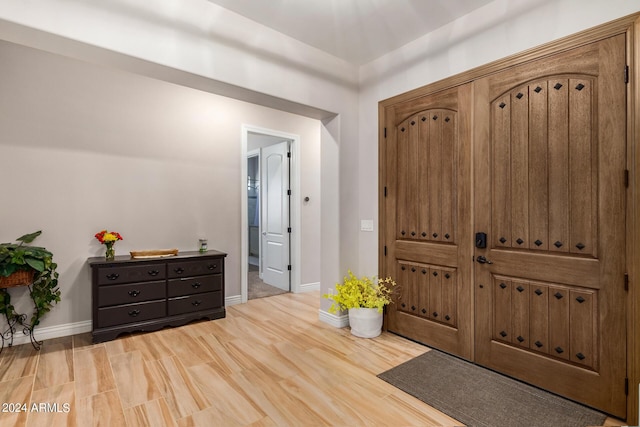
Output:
[[206, 0, 494, 65]]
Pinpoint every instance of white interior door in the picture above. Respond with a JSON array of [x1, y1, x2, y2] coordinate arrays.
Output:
[[260, 141, 290, 291]]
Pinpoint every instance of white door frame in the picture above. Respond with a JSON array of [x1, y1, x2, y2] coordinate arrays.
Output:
[[241, 124, 301, 303]]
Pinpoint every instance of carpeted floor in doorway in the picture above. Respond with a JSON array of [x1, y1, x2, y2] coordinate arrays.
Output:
[[377, 349, 607, 427], [248, 264, 288, 300]]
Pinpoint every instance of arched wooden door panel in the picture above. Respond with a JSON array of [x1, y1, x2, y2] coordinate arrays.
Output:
[[473, 34, 626, 417], [382, 84, 474, 360]]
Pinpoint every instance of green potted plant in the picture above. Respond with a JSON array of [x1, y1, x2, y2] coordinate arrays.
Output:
[[0, 231, 61, 328], [323, 270, 396, 338]]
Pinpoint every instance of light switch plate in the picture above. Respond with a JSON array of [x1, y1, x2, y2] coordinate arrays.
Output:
[[360, 220, 374, 232]]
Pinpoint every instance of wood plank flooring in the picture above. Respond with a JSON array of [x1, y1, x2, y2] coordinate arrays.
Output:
[[0, 291, 626, 426]]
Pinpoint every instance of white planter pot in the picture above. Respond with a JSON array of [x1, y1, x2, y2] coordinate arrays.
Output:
[[348, 308, 383, 338]]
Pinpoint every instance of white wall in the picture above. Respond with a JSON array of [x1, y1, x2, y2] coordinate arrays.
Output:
[[0, 39, 321, 330], [0, 0, 360, 319], [357, 0, 640, 276]]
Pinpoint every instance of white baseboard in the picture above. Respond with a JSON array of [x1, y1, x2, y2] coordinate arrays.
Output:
[[298, 281, 320, 292], [4, 320, 92, 347], [318, 309, 349, 328], [225, 294, 242, 306]]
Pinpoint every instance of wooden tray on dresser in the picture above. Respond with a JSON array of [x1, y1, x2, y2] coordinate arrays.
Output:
[[129, 249, 179, 259]]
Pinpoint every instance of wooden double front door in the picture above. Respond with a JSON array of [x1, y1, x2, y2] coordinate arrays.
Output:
[[380, 34, 627, 417]]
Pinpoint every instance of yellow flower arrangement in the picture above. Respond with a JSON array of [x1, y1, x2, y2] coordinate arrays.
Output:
[[323, 270, 396, 314]]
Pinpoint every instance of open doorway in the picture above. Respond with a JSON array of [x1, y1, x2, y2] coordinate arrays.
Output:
[[247, 142, 290, 300], [241, 125, 301, 303]]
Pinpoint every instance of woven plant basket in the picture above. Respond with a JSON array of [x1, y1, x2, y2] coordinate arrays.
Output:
[[0, 270, 35, 288]]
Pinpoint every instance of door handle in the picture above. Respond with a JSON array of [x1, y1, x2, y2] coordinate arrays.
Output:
[[476, 256, 493, 264], [262, 231, 267, 236]]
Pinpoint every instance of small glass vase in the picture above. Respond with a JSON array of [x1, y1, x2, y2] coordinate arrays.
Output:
[[105, 243, 115, 261]]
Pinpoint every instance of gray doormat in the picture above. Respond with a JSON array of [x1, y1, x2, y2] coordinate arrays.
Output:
[[378, 349, 607, 427]]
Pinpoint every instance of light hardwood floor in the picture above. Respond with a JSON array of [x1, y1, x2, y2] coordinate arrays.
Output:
[[0, 291, 625, 426]]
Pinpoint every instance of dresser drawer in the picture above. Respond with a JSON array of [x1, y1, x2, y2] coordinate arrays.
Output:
[[98, 280, 166, 307], [167, 275, 222, 298], [168, 291, 222, 316], [97, 263, 165, 285], [167, 259, 222, 278], [97, 300, 166, 328]]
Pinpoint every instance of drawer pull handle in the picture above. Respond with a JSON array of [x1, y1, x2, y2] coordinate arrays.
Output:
[[128, 310, 141, 317], [192, 300, 202, 306], [128, 290, 140, 297], [148, 270, 159, 276], [106, 273, 120, 281], [174, 267, 185, 274], [192, 282, 201, 289], [207, 264, 217, 270]]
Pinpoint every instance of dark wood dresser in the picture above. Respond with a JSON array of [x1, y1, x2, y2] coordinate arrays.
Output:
[[88, 250, 226, 343]]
